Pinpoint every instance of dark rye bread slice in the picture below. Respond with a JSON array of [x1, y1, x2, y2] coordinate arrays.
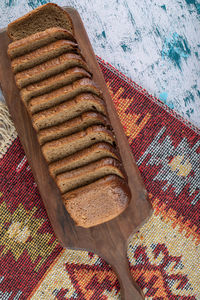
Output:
[[11, 40, 79, 73], [15, 53, 89, 89], [56, 157, 125, 194], [49, 143, 119, 177], [7, 3, 74, 41], [42, 125, 115, 163], [63, 175, 130, 228], [20, 67, 91, 103], [38, 111, 109, 145], [7, 27, 76, 58], [29, 79, 103, 115], [32, 93, 107, 131]]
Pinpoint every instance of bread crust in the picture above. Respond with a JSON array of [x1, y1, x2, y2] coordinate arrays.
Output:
[[11, 40, 79, 73], [63, 175, 130, 228], [37, 111, 109, 144], [49, 143, 120, 177], [7, 27, 76, 58], [31, 93, 107, 130], [15, 53, 90, 89], [7, 3, 74, 40], [20, 67, 91, 103], [29, 79, 103, 117], [41, 125, 115, 163], [57, 157, 125, 194]]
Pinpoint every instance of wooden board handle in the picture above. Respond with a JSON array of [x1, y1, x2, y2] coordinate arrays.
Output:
[[114, 258, 143, 299], [91, 234, 144, 300], [106, 250, 144, 299]]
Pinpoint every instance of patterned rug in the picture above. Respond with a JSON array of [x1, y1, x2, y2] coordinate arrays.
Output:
[[0, 58, 199, 300]]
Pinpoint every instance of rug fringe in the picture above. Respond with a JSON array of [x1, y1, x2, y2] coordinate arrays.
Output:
[[0, 102, 17, 159]]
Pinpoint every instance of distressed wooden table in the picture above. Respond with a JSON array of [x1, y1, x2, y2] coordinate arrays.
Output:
[[0, 0, 199, 128]]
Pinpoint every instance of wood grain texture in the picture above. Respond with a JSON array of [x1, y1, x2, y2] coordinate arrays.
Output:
[[0, 7, 152, 299]]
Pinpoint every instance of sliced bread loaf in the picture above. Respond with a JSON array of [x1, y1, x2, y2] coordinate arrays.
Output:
[[7, 3, 74, 40], [7, 27, 76, 58], [38, 111, 108, 144], [29, 79, 103, 115], [57, 157, 125, 194], [63, 175, 130, 228], [20, 67, 91, 103], [42, 125, 115, 163], [32, 93, 107, 130], [49, 143, 119, 177], [7, 4, 131, 229], [15, 53, 89, 88], [11, 40, 79, 73]]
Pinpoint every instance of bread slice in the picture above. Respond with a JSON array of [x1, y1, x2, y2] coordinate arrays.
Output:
[[29, 79, 103, 115], [15, 53, 89, 89], [20, 67, 91, 103], [42, 125, 115, 163], [57, 157, 125, 194], [7, 3, 74, 41], [63, 175, 130, 228], [38, 111, 108, 144], [7, 27, 76, 58], [11, 40, 79, 73], [49, 143, 119, 177], [32, 93, 107, 130]]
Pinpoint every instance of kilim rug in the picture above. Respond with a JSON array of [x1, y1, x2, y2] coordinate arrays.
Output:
[[0, 57, 199, 300]]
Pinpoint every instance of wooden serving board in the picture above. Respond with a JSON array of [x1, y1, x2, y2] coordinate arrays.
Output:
[[0, 7, 152, 300]]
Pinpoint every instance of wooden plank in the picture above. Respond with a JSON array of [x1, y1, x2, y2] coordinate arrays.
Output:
[[0, 7, 152, 299]]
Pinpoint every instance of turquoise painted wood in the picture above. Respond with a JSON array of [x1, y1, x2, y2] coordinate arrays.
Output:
[[0, 1, 199, 120]]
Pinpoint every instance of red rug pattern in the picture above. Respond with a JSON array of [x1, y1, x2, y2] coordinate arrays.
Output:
[[0, 57, 199, 299]]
